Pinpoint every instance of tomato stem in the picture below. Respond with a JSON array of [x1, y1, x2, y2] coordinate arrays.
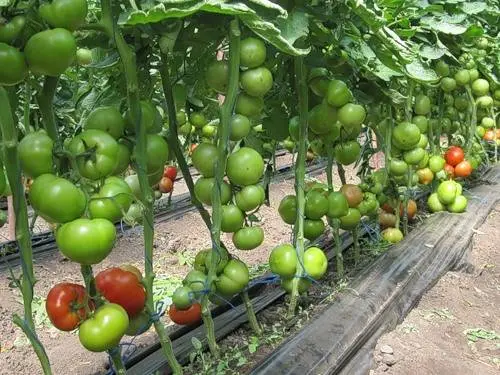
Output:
[[101, 0, 182, 372], [464, 85, 477, 155], [0, 87, 52, 374], [287, 55, 308, 319], [352, 227, 360, 265], [241, 290, 262, 335], [37, 76, 60, 144]]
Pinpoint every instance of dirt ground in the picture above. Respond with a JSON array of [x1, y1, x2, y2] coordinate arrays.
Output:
[[371, 204, 500, 375], [0, 154, 359, 375]]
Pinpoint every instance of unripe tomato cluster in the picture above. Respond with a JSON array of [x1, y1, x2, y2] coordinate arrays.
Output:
[[428, 180, 468, 214]]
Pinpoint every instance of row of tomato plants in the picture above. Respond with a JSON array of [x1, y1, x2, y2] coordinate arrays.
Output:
[[0, 0, 499, 374]]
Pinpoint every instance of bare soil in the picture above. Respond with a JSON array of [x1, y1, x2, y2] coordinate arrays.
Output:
[[371, 204, 500, 375], [0, 154, 358, 375]]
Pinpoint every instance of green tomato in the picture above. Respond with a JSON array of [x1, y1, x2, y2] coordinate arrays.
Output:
[[193, 249, 210, 273], [29, 174, 86, 223], [304, 190, 329, 219], [0, 210, 7, 228], [240, 37, 266, 68], [123, 203, 142, 226], [437, 180, 457, 205], [172, 286, 194, 310], [304, 247, 327, 280], [339, 208, 361, 230], [69, 129, 119, 180], [440, 77, 456, 92], [56, 218, 116, 264], [113, 142, 131, 175], [454, 69, 470, 86], [412, 115, 428, 133], [269, 244, 297, 278], [176, 111, 187, 126], [468, 68, 479, 81], [84, 107, 125, 139], [125, 310, 151, 336], [204, 247, 229, 275], [417, 151, 429, 169], [280, 278, 311, 294], [125, 101, 162, 134], [427, 193, 444, 212], [76, 48, 92, 66], [235, 93, 264, 118], [403, 147, 426, 165], [454, 96, 469, 112], [215, 259, 249, 296], [0, 43, 27, 85], [392, 122, 421, 150], [429, 155, 446, 173], [0, 15, 26, 44], [389, 159, 408, 176], [435, 60, 449, 77], [481, 117, 495, 128], [326, 80, 353, 107], [447, 194, 467, 213], [89, 176, 133, 223], [334, 141, 361, 165], [337, 103, 366, 129], [183, 270, 209, 296], [476, 95, 493, 109], [304, 219, 325, 241], [192, 142, 217, 177], [24, 28, 76, 76], [229, 114, 251, 141], [308, 102, 337, 135], [226, 147, 264, 186], [194, 177, 232, 206], [235, 184, 265, 212], [240, 66, 273, 97], [221, 204, 245, 233], [414, 94, 431, 115], [201, 124, 216, 138], [18, 131, 54, 178], [79, 304, 129, 352], [39, 0, 88, 31], [322, 121, 342, 144], [476, 126, 486, 138], [232, 226, 264, 250], [205, 60, 229, 93], [357, 192, 379, 216], [140, 134, 169, 173], [189, 112, 207, 128], [278, 195, 297, 225]]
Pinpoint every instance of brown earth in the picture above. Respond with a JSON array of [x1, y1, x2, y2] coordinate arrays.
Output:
[[371, 204, 500, 375]]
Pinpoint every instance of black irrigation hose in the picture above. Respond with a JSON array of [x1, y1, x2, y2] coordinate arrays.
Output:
[[0, 154, 325, 270]]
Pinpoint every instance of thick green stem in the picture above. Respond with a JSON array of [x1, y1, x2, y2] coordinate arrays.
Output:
[[0, 87, 52, 374], [203, 19, 241, 357], [24, 81, 31, 133], [402, 166, 411, 236], [405, 80, 414, 123], [464, 85, 477, 154], [241, 291, 262, 335], [287, 56, 308, 319], [37, 76, 60, 144], [434, 90, 444, 153], [337, 164, 346, 185], [158, 51, 212, 229], [108, 348, 127, 375], [101, 0, 181, 372]]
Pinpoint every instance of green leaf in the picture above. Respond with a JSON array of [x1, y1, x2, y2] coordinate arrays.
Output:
[[246, 0, 287, 14], [405, 60, 439, 82], [420, 16, 467, 35], [464, 24, 484, 38], [0, 0, 11, 6], [419, 45, 446, 60], [461, 2, 487, 14], [191, 337, 203, 351], [263, 106, 289, 141]]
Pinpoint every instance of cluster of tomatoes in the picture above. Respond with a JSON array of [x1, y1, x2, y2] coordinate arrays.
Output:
[[46, 265, 148, 352], [0, 0, 89, 86], [158, 165, 177, 195]]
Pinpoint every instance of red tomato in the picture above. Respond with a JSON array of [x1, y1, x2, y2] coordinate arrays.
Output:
[[159, 177, 173, 193], [95, 267, 146, 317], [46, 283, 93, 331], [381, 203, 393, 214], [454, 160, 472, 178], [168, 303, 202, 325], [444, 146, 464, 167], [163, 165, 177, 181]]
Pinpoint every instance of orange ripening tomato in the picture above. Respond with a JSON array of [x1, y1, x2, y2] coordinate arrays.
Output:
[[454, 160, 472, 178], [399, 199, 417, 220], [159, 177, 173, 193], [444, 163, 455, 178], [444, 146, 464, 167]]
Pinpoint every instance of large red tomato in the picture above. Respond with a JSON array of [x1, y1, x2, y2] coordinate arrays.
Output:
[[46, 283, 93, 331], [168, 303, 202, 325], [95, 267, 146, 317], [444, 146, 464, 167]]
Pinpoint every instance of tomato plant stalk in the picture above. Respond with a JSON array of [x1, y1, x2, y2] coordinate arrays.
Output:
[[99, 0, 182, 372], [0, 87, 52, 375], [287, 56, 308, 319]]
